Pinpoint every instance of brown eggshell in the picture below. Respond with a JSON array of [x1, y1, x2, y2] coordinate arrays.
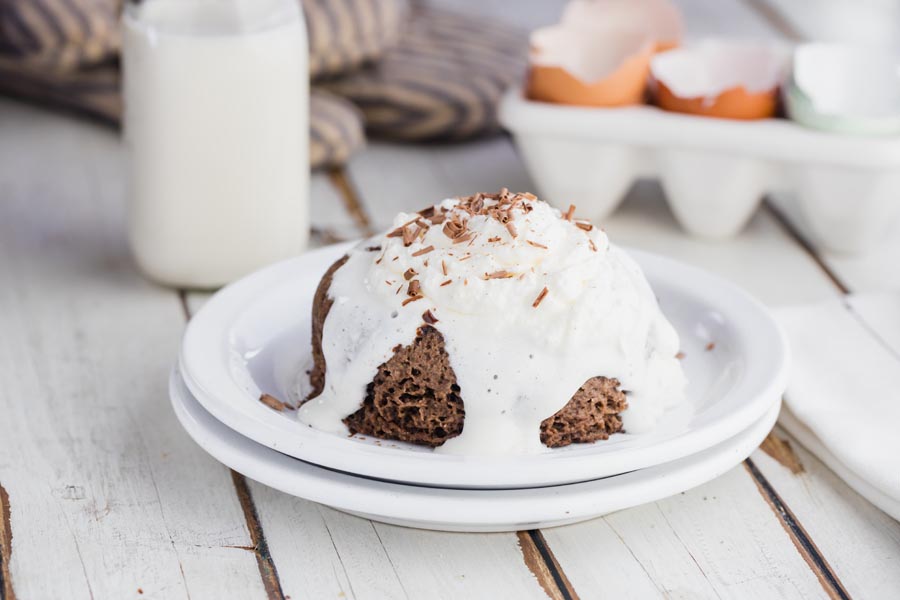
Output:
[[655, 81, 778, 120], [650, 41, 786, 120], [527, 49, 652, 107], [527, 27, 654, 107]]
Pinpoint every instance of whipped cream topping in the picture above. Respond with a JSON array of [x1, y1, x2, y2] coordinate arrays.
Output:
[[299, 191, 686, 455]]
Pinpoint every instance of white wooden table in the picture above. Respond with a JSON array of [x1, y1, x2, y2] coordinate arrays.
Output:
[[2, 1, 899, 598]]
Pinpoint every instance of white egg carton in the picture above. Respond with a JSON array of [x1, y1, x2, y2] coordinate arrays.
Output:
[[499, 89, 900, 255]]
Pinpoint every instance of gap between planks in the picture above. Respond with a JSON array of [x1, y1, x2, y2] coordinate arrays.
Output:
[[517, 531, 580, 600], [743, 460, 851, 600], [0, 482, 15, 600], [178, 291, 286, 600]]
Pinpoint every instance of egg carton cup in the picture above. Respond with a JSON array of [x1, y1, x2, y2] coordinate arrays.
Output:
[[499, 89, 900, 255]]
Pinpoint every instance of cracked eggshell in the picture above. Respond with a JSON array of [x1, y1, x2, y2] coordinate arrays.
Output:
[[560, 0, 684, 51], [527, 26, 654, 107], [651, 41, 787, 120], [786, 43, 900, 135]]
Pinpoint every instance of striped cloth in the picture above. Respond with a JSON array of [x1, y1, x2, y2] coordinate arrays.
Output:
[[320, 6, 527, 141], [0, 0, 525, 164]]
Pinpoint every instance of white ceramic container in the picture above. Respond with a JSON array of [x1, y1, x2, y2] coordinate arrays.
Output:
[[499, 88, 900, 255]]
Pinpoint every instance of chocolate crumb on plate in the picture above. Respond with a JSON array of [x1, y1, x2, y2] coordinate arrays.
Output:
[[260, 393, 291, 411]]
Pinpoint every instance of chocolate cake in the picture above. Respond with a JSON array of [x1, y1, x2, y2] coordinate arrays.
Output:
[[308, 257, 628, 448], [299, 190, 686, 455]]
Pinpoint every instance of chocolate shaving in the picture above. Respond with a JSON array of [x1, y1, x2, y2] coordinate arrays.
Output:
[[402, 225, 416, 247], [365, 245, 382, 252], [527, 240, 548, 249], [418, 206, 436, 218], [487, 236, 502, 243], [259, 393, 291, 412], [422, 309, 439, 324], [588, 238, 598, 252], [485, 270, 515, 280], [402, 294, 424, 306], [407, 280, 422, 296], [676, 351, 686, 360], [706, 342, 716, 351], [412, 245, 435, 257], [443, 219, 466, 240], [441, 260, 448, 276], [440, 279, 452, 286], [575, 221, 593, 231], [506, 222, 518, 237], [429, 213, 446, 225], [532, 287, 549, 308], [403, 268, 417, 280], [453, 232, 475, 245], [564, 204, 576, 221]]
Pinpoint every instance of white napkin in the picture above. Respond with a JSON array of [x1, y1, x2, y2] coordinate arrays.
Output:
[[776, 293, 900, 520]]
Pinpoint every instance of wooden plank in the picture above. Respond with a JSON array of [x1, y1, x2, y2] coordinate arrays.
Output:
[[0, 98, 266, 599], [250, 488, 557, 600], [545, 466, 829, 598], [753, 428, 900, 599]]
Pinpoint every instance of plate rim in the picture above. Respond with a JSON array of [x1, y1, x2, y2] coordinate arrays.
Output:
[[180, 241, 790, 489], [170, 367, 781, 531]]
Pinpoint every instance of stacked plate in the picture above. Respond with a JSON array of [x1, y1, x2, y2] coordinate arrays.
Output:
[[172, 242, 790, 532]]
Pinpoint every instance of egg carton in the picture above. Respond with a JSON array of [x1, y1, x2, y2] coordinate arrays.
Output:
[[499, 89, 900, 255]]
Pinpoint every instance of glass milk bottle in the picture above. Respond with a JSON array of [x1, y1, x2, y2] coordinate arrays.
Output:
[[123, 0, 309, 288]]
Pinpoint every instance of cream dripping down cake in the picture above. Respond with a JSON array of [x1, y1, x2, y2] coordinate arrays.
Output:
[[299, 190, 687, 455]]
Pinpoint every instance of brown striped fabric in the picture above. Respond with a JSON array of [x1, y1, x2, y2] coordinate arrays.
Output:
[[319, 6, 527, 141], [310, 88, 366, 168], [0, 0, 121, 72], [306, 0, 409, 79]]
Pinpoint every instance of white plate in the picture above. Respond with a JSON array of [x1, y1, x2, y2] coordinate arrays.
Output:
[[180, 242, 789, 489], [171, 368, 781, 532]]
